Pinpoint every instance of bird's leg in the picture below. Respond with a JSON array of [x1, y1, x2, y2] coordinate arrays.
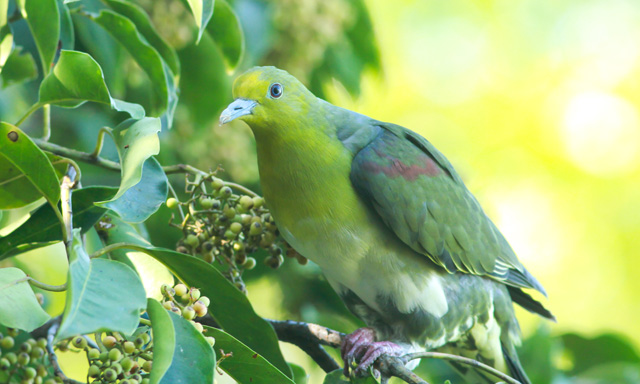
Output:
[[340, 327, 404, 378]]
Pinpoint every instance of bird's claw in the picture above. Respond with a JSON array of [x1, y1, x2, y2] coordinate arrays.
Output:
[[340, 328, 403, 378]]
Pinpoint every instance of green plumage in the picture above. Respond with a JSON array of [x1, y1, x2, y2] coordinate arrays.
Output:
[[220, 66, 554, 383]]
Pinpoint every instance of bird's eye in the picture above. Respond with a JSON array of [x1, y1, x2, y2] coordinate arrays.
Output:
[[269, 83, 283, 99]]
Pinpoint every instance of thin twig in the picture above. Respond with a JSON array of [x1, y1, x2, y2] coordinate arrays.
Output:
[[60, 166, 77, 253], [45, 317, 84, 384], [404, 352, 521, 384], [6, 276, 67, 292]]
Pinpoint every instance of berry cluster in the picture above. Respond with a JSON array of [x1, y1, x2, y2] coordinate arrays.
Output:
[[0, 328, 53, 384], [66, 332, 152, 384], [160, 283, 215, 347], [167, 173, 307, 292]]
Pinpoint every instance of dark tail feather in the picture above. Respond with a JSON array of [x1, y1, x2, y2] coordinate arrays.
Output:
[[507, 286, 556, 321], [502, 343, 532, 384]]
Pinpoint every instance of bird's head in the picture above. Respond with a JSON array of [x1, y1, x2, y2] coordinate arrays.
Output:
[[219, 66, 317, 132]]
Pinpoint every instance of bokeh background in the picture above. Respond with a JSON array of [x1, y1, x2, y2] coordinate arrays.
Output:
[[2, 0, 639, 382]]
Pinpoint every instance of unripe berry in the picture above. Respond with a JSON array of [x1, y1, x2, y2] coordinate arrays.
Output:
[[36, 338, 47, 349], [131, 373, 142, 382], [243, 257, 257, 270], [25, 367, 37, 379], [162, 301, 173, 311], [108, 348, 121, 362], [123, 341, 135, 354], [34, 375, 43, 384], [238, 196, 254, 210], [112, 362, 123, 374], [297, 255, 309, 265], [160, 283, 175, 297], [200, 197, 214, 209], [104, 368, 116, 382], [6, 329, 17, 337], [4, 353, 16, 364], [44, 380, 56, 384], [180, 293, 191, 304], [99, 351, 109, 362], [88, 365, 100, 377], [265, 255, 283, 269], [229, 222, 243, 234], [202, 241, 214, 252], [241, 214, 252, 226], [141, 333, 150, 344], [205, 337, 215, 347], [249, 222, 262, 236], [142, 360, 152, 373], [88, 348, 100, 360], [184, 234, 199, 247], [174, 284, 188, 297], [224, 230, 237, 240], [72, 336, 87, 349], [0, 358, 9, 370], [190, 288, 201, 301], [182, 306, 196, 321], [203, 252, 214, 263], [193, 302, 207, 317], [30, 346, 44, 359], [166, 197, 178, 209], [198, 296, 210, 307], [235, 251, 247, 265], [219, 186, 232, 199], [121, 380, 131, 384], [120, 357, 133, 372], [37, 365, 47, 377], [252, 197, 264, 208], [191, 321, 204, 333], [1, 336, 14, 350], [134, 337, 144, 349], [223, 205, 236, 219], [20, 342, 32, 353], [176, 246, 189, 254], [170, 306, 181, 316], [210, 177, 224, 190], [102, 336, 117, 349], [18, 352, 30, 365]]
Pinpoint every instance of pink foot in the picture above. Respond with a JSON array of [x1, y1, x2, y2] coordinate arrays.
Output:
[[340, 328, 404, 377]]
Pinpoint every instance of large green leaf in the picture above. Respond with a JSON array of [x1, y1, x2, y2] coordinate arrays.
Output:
[[103, 0, 180, 75], [39, 50, 144, 118], [0, 186, 116, 261], [100, 157, 167, 223], [0, 46, 37, 87], [206, 0, 244, 72], [0, 152, 67, 210], [0, 123, 60, 209], [182, 0, 214, 44], [90, 10, 174, 115], [562, 333, 640, 375], [55, 230, 146, 341], [22, 0, 59, 73], [0, 267, 51, 331], [0, 29, 12, 69], [0, 0, 7, 27], [204, 326, 295, 384], [95, 118, 161, 216], [147, 298, 215, 384], [289, 363, 309, 384], [103, 244, 292, 378], [0, 199, 45, 237]]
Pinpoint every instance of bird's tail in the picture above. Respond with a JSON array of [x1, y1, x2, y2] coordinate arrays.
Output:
[[502, 342, 531, 384]]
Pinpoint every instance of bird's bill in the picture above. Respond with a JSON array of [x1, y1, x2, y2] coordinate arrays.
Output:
[[219, 98, 257, 124]]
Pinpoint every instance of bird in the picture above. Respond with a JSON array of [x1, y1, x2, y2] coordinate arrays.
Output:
[[220, 66, 554, 383]]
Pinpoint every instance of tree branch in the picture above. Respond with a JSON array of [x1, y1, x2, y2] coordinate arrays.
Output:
[[31, 316, 85, 384]]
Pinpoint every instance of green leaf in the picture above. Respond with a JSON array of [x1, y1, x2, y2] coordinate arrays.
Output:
[[105, 244, 292, 378], [289, 363, 309, 384], [100, 157, 167, 223], [0, 0, 8, 27], [0, 46, 38, 87], [323, 370, 379, 384], [103, 0, 180, 75], [0, 267, 51, 331], [56, 230, 147, 341], [562, 333, 640, 375], [56, 0, 75, 50], [203, 326, 295, 384], [90, 10, 175, 115], [0, 186, 116, 261], [207, 0, 244, 72], [22, 0, 59, 73], [183, 0, 214, 44], [147, 298, 215, 384], [0, 29, 12, 69], [95, 118, 161, 213], [0, 199, 45, 237], [0, 152, 67, 210], [39, 50, 144, 117], [0, 123, 60, 209]]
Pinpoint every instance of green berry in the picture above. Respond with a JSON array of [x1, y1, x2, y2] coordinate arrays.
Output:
[[108, 348, 121, 362], [160, 283, 175, 297], [88, 364, 100, 377], [123, 341, 135, 354], [249, 222, 262, 236], [202, 241, 214, 252], [18, 351, 30, 365], [238, 196, 254, 210], [229, 222, 243, 234], [0, 358, 9, 370], [134, 337, 144, 349], [224, 230, 237, 240], [131, 374, 142, 382], [170, 306, 182, 316], [235, 251, 247, 265], [6, 329, 17, 337], [190, 288, 201, 301], [176, 246, 189, 254], [120, 357, 133, 372], [104, 368, 116, 382], [36, 339, 47, 349], [88, 348, 100, 360], [223, 205, 236, 219], [184, 234, 199, 247], [20, 342, 32, 353], [72, 336, 87, 349], [192, 321, 204, 333], [30, 346, 44, 359], [141, 333, 151, 344], [102, 336, 117, 349], [166, 197, 178, 209], [210, 177, 224, 190], [1, 336, 14, 350], [182, 306, 196, 321], [219, 186, 232, 199], [243, 257, 257, 270], [205, 337, 215, 347], [198, 296, 210, 306], [265, 255, 283, 269], [142, 360, 152, 373], [200, 197, 214, 209], [4, 353, 16, 364], [252, 197, 264, 208], [203, 251, 214, 263], [112, 362, 122, 374], [44, 380, 56, 384], [99, 352, 109, 362], [121, 380, 131, 384], [25, 367, 37, 379], [174, 284, 188, 297], [193, 302, 207, 317], [37, 365, 47, 377], [162, 301, 173, 311]]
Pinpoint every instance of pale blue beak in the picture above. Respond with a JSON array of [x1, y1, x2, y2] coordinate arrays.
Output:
[[219, 98, 257, 124]]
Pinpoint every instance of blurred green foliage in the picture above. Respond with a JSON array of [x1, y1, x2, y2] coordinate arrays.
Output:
[[1, 0, 639, 383]]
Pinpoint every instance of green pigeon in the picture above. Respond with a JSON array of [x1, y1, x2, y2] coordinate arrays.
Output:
[[220, 67, 554, 383]]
